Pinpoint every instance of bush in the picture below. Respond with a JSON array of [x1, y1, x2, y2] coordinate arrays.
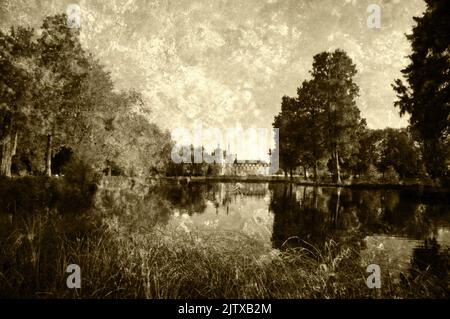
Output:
[[0, 157, 100, 215], [383, 166, 400, 183], [57, 156, 101, 213], [365, 164, 381, 179], [0, 175, 58, 214]]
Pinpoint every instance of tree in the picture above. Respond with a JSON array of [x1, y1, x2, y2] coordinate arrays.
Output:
[[1, 14, 175, 179], [392, 0, 450, 178], [83, 89, 173, 177], [33, 14, 90, 176], [0, 26, 38, 177], [273, 96, 301, 177], [378, 128, 423, 179], [296, 80, 327, 181], [273, 49, 363, 182], [310, 49, 362, 183], [352, 128, 384, 177]]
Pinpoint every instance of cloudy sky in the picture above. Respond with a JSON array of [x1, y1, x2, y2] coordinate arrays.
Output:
[[0, 0, 426, 157]]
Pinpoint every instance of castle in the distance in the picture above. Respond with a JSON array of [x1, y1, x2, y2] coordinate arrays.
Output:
[[212, 145, 271, 176]]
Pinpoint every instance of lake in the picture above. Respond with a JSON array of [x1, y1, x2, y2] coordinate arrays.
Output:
[[1, 178, 449, 297], [98, 181, 450, 284]]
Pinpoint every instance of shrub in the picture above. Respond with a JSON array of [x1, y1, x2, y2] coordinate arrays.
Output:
[[57, 156, 101, 213], [383, 166, 400, 183]]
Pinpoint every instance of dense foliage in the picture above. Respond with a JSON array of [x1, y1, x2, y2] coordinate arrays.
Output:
[[0, 14, 173, 179], [274, 47, 446, 183], [392, 0, 450, 178]]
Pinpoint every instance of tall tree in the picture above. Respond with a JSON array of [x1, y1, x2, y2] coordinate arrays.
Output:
[[296, 80, 327, 181], [273, 96, 301, 178], [310, 49, 361, 183], [34, 14, 89, 176], [392, 0, 450, 178], [0, 26, 37, 177]]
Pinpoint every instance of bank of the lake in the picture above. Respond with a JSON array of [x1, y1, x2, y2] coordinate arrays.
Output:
[[157, 175, 449, 188], [110, 175, 450, 203]]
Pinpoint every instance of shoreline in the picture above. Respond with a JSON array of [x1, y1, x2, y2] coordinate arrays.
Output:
[[3, 174, 449, 193], [153, 175, 449, 190]]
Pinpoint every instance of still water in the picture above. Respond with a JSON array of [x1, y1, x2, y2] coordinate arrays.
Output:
[[100, 181, 450, 281]]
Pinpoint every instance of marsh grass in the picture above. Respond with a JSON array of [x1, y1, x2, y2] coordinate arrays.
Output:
[[0, 208, 448, 299]]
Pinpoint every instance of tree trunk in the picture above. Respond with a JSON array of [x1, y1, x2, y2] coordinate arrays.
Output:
[[0, 130, 15, 177], [314, 161, 318, 182], [424, 138, 446, 178], [289, 168, 293, 179], [335, 149, 341, 184], [45, 134, 52, 177], [303, 166, 308, 180]]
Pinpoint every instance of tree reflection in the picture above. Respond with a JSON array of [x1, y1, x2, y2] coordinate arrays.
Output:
[[269, 184, 448, 255], [269, 184, 364, 251], [159, 182, 208, 215]]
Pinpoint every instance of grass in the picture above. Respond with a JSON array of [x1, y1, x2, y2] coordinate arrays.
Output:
[[0, 207, 448, 299]]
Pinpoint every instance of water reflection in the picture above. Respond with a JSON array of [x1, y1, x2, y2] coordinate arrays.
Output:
[[410, 238, 449, 283], [98, 182, 450, 246], [268, 184, 449, 291], [96, 181, 450, 287], [2, 179, 447, 297]]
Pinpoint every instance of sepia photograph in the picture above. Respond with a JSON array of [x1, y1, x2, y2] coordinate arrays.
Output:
[[0, 0, 449, 307]]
